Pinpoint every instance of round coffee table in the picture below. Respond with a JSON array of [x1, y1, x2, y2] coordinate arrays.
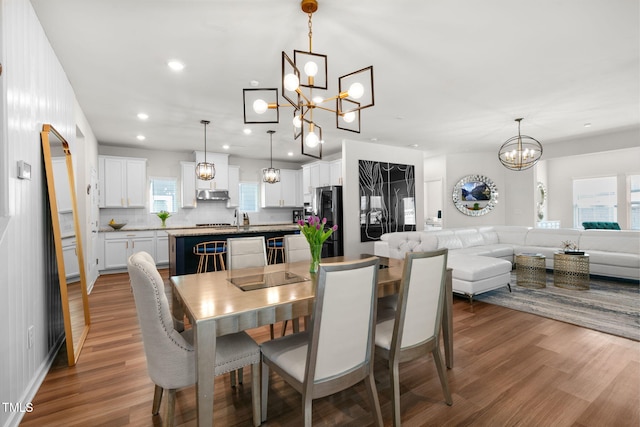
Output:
[[553, 252, 590, 290], [515, 253, 547, 288]]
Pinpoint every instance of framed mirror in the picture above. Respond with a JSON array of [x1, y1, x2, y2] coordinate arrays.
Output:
[[41, 124, 91, 366], [452, 174, 499, 216], [536, 181, 547, 220]]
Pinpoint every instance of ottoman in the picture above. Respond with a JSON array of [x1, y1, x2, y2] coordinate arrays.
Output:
[[448, 254, 512, 301]]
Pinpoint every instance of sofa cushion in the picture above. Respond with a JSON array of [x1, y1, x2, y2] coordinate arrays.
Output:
[[493, 226, 530, 245], [525, 228, 581, 248], [579, 230, 640, 254], [437, 235, 463, 250], [448, 254, 512, 282], [456, 229, 486, 248]]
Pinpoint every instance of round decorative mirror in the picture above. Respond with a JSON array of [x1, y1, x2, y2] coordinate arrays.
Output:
[[452, 174, 499, 216]]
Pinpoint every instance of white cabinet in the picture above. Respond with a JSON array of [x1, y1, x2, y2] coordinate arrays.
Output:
[[261, 169, 301, 207], [226, 165, 240, 208], [330, 159, 343, 186], [103, 231, 155, 270], [194, 151, 229, 190], [99, 156, 147, 208], [62, 236, 80, 280], [302, 161, 330, 204], [180, 161, 197, 208], [155, 232, 169, 265]]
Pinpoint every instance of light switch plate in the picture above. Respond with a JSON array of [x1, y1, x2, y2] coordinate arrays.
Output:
[[17, 160, 31, 180]]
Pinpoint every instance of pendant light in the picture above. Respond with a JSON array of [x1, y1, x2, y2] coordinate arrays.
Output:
[[195, 120, 215, 180], [262, 130, 280, 184], [498, 118, 543, 171]]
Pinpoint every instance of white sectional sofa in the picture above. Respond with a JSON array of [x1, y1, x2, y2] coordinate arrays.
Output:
[[374, 226, 640, 300]]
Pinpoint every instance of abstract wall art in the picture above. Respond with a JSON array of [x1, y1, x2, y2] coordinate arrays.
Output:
[[359, 160, 416, 241]]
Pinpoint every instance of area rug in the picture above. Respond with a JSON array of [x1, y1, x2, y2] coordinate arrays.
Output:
[[474, 272, 640, 341]]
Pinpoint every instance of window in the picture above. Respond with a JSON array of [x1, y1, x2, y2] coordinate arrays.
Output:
[[149, 177, 178, 213], [573, 176, 617, 228], [239, 182, 259, 213], [630, 175, 640, 230]]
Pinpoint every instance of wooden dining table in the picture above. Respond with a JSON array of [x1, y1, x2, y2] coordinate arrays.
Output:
[[170, 255, 453, 426]]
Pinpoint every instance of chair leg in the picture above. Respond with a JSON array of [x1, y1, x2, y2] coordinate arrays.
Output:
[[269, 324, 275, 340], [281, 320, 288, 336], [165, 389, 176, 427], [238, 367, 244, 385], [152, 384, 163, 415], [302, 393, 313, 427], [261, 361, 270, 422], [390, 360, 402, 427], [365, 371, 384, 427], [251, 362, 261, 427], [230, 370, 236, 387], [432, 347, 453, 405]]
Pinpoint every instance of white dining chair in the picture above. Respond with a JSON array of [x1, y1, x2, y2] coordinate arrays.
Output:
[[375, 249, 452, 426], [260, 257, 384, 426], [226, 236, 268, 270], [127, 251, 261, 427], [284, 233, 310, 263]]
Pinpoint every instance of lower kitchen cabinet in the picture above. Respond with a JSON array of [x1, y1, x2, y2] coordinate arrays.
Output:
[[155, 233, 169, 265], [102, 231, 156, 270]]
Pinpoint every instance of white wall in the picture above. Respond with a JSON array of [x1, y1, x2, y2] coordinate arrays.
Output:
[[0, 1, 78, 426], [342, 139, 424, 256]]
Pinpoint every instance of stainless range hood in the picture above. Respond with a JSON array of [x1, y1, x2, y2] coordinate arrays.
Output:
[[196, 189, 230, 201]]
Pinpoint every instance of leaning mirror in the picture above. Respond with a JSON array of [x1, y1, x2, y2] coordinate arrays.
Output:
[[41, 124, 91, 366]]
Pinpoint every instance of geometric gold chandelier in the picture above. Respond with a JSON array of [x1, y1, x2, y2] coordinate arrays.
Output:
[[498, 118, 543, 171], [242, 0, 374, 160]]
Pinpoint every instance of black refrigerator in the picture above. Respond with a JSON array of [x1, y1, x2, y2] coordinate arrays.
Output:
[[315, 185, 344, 257]]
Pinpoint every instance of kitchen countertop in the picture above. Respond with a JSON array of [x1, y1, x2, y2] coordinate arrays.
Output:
[[99, 223, 299, 235]]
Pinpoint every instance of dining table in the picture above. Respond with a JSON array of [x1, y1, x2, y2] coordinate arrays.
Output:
[[170, 255, 453, 426]]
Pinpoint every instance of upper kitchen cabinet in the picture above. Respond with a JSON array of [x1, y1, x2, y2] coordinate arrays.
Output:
[[194, 151, 228, 190], [99, 155, 147, 208], [302, 161, 330, 204], [262, 169, 301, 208], [330, 159, 343, 186], [180, 161, 197, 209]]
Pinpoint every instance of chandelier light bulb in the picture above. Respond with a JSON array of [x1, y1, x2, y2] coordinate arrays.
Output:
[[305, 131, 319, 148], [304, 61, 318, 77], [284, 73, 300, 91], [293, 115, 302, 128], [253, 99, 268, 114], [348, 82, 365, 99], [343, 111, 356, 123], [312, 96, 324, 104]]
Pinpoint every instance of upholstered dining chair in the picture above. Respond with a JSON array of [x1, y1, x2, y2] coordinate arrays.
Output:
[[260, 257, 384, 426], [375, 249, 452, 426], [127, 252, 261, 427], [226, 236, 268, 270], [226, 236, 279, 340], [284, 233, 310, 263], [280, 233, 311, 335]]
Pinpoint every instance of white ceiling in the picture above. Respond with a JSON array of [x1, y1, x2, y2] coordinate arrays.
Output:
[[30, 0, 639, 163]]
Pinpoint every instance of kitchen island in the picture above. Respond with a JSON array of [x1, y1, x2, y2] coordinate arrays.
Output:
[[167, 224, 300, 276]]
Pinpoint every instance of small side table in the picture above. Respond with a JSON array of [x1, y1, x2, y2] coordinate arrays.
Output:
[[553, 252, 590, 290], [516, 253, 547, 288]]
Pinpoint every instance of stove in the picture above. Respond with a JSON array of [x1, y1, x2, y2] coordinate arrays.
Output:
[[195, 223, 232, 228]]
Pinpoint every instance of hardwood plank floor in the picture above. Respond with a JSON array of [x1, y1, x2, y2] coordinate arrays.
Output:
[[21, 270, 640, 426]]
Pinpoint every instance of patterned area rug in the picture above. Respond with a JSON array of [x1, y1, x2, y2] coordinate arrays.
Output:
[[475, 272, 640, 341]]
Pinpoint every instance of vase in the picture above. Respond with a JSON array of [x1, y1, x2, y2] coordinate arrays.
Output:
[[309, 243, 322, 274], [161, 218, 167, 228]]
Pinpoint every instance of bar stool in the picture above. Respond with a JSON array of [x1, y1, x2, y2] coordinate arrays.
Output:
[[193, 241, 227, 273], [266, 236, 285, 264]]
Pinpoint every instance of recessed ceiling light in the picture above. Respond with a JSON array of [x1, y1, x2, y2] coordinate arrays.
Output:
[[136, 135, 146, 141], [137, 113, 149, 120], [167, 60, 184, 71], [243, 128, 252, 135], [584, 123, 592, 128], [409, 144, 419, 148], [222, 144, 230, 150], [370, 137, 378, 142], [287, 152, 293, 156], [250, 80, 259, 87]]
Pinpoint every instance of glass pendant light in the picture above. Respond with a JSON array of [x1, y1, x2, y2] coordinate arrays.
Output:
[[262, 130, 280, 184], [195, 120, 215, 180]]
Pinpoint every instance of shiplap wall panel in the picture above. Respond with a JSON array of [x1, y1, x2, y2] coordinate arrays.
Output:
[[1, 1, 76, 426]]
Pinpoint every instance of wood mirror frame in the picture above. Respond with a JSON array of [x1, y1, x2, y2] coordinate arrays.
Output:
[[41, 124, 91, 366]]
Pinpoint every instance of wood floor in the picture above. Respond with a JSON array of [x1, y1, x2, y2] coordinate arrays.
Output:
[[21, 269, 640, 427]]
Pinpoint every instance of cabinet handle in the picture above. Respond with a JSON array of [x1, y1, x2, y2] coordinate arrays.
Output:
[[126, 241, 128, 249], [128, 198, 131, 205], [132, 241, 135, 249], [121, 198, 125, 206]]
